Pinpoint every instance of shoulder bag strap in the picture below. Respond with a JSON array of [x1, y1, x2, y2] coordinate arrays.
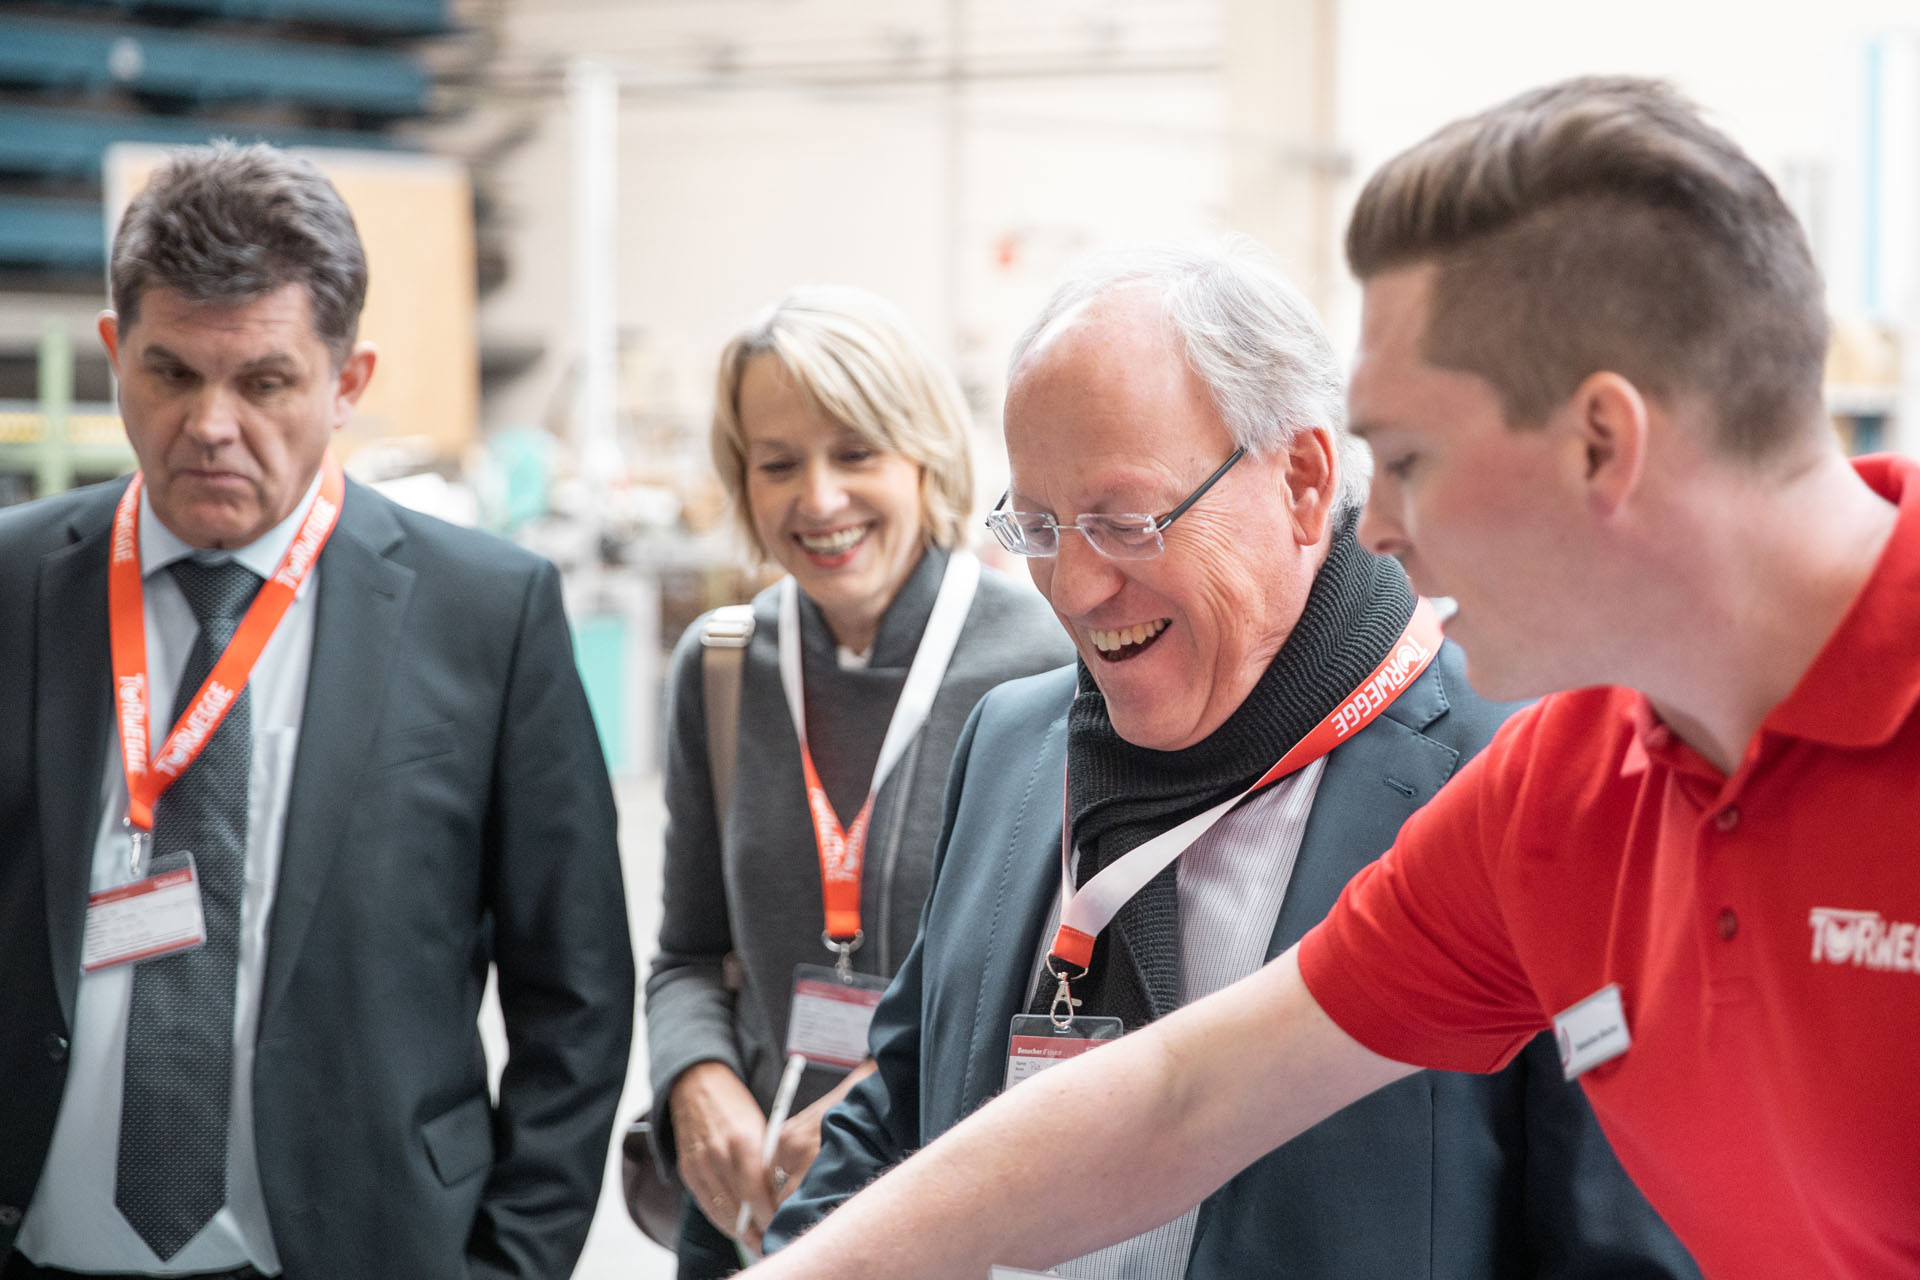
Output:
[[699, 603, 756, 839]]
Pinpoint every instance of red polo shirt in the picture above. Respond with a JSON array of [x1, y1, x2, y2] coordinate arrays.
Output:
[[1300, 454, 1920, 1279]]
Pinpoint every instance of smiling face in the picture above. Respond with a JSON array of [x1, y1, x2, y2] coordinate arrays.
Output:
[[738, 352, 928, 652], [1350, 265, 1598, 701], [1004, 292, 1330, 751], [102, 282, 374, 550]]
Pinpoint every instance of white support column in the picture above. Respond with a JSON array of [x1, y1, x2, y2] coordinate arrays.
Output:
[[1898, 31, 1920, 456], [568, 58, 622, 487], [1224, 0, 1344, 314]]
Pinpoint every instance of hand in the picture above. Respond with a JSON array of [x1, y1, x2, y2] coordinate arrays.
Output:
[[668, 1062, 775, 1250], [766, 1059, 877, 1207]]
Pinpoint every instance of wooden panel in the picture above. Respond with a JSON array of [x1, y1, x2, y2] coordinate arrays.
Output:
[[105, 143, 478, 463]]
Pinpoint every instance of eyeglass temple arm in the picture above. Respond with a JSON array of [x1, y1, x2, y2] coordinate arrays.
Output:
[[1155, 446, 1246, 529]]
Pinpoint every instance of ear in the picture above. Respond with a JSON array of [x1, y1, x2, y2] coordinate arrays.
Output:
[[98, 311, 122, 370], [329, 340, 378, 430], [1282, 425, 1338, 546], [1563, 371, 1647, 516]]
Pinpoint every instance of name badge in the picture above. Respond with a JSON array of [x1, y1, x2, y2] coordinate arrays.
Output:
[[1552, 983, 1631, 1080], [1004, 1012, 1124, 1090], [786, 963, 887, 1070], [82, 854, 206, 972]]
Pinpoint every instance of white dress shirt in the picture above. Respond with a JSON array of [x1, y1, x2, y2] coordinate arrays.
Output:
[[1029, 757, 1327, 1280], [18, 474, 324, 1275]]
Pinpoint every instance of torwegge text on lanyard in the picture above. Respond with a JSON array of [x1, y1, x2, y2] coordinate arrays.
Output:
[[109, 455, 345, 870], [1043, 597, 1447, 1025], [777, 551, 980, 974]]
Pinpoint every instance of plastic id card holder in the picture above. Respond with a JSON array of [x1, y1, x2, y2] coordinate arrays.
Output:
[[1552, 983, 1632, 1080], [786, 963, 888, 1071], [82, 852, 206, 972], [1004, 1013, 1124, 1091]]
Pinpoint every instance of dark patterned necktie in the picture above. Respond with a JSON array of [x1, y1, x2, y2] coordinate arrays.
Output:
[[115, 559, 261, 1261]]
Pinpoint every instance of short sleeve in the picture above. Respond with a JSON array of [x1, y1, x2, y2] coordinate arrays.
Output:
[[1298, 715, 1552, 1074]]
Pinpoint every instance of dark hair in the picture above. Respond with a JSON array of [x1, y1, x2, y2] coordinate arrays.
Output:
[[110, 140, 368, 365], [1346, 76, 1828, 458]]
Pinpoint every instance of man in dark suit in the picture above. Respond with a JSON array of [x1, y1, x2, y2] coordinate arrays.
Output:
[[766, 245, 1696, 1277], [0, 142, 634, 1280]]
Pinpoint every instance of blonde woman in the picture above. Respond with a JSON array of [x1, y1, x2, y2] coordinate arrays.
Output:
[[644, 287, 1072, 1277]]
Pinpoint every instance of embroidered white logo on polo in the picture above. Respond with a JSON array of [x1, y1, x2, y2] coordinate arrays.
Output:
[[1808, 907, 1920, 973]]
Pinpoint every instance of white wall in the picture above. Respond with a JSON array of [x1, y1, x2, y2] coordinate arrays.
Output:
[[476, 0, 1230, 490], [1329, 0, 1920, 345], [477, 0, 1920, 462]]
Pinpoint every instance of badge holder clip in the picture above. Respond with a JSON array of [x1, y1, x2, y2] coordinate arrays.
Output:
[[125, 819, 152, 879], [1044, 956, 1085, 1030], [823, 928, 863, 980]]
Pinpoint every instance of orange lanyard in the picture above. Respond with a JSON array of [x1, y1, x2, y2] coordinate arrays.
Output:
[[1048, 597, 1446, 976], [110, 457, 344, 835], [778, 554, 980, 966], [797, 744, 876, 946]]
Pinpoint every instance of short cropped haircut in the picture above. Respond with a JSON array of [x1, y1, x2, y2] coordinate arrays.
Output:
[[110, 140, 368, 366], [1346, 76, 1828, 458], [712, 285, 974, 558], [1009, 239, 1369, 513]]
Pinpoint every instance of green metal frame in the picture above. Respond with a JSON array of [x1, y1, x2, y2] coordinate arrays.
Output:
[[0, 323, 134, 500]]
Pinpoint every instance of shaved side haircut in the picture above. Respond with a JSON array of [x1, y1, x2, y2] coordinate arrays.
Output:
[[1346, 76, 1828, 458]]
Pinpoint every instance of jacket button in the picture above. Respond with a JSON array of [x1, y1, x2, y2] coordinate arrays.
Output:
[[1717, 908, 1740, 941], [0, 1204, 21, 1227], [1714, 806, 1740, 832], [42, 1032, 68, 1063]]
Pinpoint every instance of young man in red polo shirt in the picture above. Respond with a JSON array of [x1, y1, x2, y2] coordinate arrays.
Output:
[[748, 77, 1918, 1280]]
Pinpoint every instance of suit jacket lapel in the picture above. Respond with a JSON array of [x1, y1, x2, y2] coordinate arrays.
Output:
[[260, 482, 412, 1026], [37, 497, 119, 1027], [957, 704, 1071, 1118], [1269, 660, 1460, 957]]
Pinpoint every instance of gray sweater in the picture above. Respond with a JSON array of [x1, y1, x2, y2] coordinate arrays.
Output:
[[645, 548, 1075, 1156]]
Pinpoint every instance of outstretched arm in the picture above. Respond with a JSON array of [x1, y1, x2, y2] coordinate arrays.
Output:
[[750, 946, 1416, 1280]]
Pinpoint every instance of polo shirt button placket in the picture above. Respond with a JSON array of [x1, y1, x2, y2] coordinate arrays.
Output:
[[1705, 801, 1745, 955]]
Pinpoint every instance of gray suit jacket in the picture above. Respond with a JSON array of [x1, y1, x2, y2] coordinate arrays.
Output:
[[770, 653, 1699, 1278], [0, 478, 635, 1279]]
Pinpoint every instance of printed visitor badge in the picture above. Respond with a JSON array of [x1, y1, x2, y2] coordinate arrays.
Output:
[[786, 963, 887, 1070], [1553, 983, 1632, 1080], [1004, 1013, 1125, 1090], [82, 853, 206, 972]]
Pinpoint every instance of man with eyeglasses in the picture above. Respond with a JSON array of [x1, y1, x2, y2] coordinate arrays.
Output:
[[762, 244, 1695, 1279]]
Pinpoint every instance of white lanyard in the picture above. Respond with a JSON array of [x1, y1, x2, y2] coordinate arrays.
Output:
[[778, 551, 980, 959], [1043, 598, 1445, 1021]]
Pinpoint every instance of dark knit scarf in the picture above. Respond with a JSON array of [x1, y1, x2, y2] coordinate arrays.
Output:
[[1039, 512, 1415, 1031]]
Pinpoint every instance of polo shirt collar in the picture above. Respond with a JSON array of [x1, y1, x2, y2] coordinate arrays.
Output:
[[138, 468, 327, 582], [1618, 453, 1920, 773], [1760, 453, 1920, 749]]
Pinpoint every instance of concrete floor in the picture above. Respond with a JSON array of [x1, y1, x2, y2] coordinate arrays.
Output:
[[572, 770, 681, 1280]]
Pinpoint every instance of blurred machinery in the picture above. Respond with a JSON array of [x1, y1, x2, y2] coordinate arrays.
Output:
[[0, 0, 459, 500]]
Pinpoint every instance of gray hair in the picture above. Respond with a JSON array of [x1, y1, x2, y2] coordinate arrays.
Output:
[[110, 140, 368, 366], [1008, 239, 1369, 513]]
